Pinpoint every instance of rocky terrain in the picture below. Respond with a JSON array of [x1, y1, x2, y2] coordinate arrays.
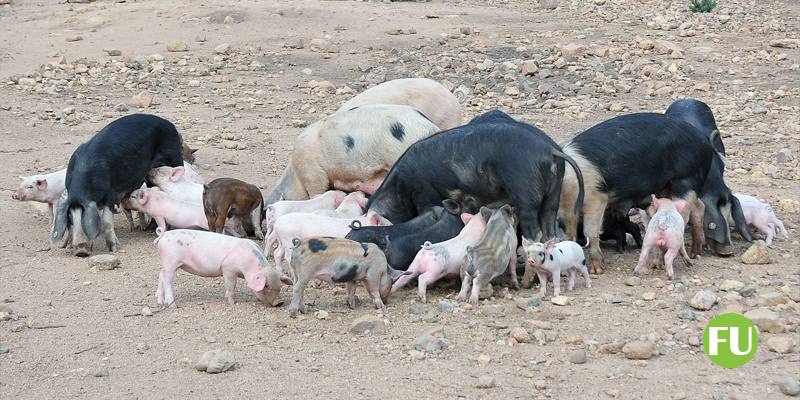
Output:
[[0, 0, 798, 398]]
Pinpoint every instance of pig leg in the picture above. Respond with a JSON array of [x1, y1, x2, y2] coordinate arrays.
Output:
[[506, 252, 519, 290], [213, 213, 227, 235], [579, 261, 592, 289], [688, 199, 705, 258], [551, 269, 562, 297], [101, 207, 119, 252], [537, 271, 548, 297], [417, 271, 434, 303], [765, 223, 775, 246], [289, 278, 310, 317], [391, 270, 419, 293], [469, 273, 489, 306], [346, 281, 358, 309], [123, 208, 136, 232], [679, 246, 692, 268], [567, 268, 576, 291], [223, 269, 238, 305], [69, 208, 90, 257], [250, 206, 264, 240], [138, 212, 151, 231], [583, 198, 607, 274], [456, 271, 473, 302], [157, 267, 178, 305], [363, 279, 386, 310], [633, 242, 652, 275], [663, 248, 678, 280]]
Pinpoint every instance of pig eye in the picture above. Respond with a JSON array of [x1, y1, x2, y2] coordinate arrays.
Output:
[[25, 185, 33, 190]]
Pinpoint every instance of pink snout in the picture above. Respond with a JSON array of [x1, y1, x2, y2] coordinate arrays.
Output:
[[11, 191, 23, 201]]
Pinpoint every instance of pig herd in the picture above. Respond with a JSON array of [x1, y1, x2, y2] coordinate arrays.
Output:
[[11, 78, 790, 315]]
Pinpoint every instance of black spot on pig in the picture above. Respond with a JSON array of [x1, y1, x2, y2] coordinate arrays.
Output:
[[549, 254, 554, 261], [559, 248, 563, 254], [332, 263, 358, 283], [308, 239, 327, 253], [360, 243, 369, 257], [582, 259, 586, 265], [415, 109, 433, 123], [344, 135, 355, 152], [390, 122, 405, 141]]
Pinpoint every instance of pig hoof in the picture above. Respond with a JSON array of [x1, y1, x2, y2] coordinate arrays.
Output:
[[74, 247, 90, 257]]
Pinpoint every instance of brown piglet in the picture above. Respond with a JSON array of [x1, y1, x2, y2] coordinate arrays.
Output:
[[203, 178, 264, 240]]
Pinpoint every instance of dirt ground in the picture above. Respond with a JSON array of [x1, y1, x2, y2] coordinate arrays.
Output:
[[1, 0, 799, 399]]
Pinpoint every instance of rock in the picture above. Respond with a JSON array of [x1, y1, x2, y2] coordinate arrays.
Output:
[[504, 86, 520, 96], [624, 276, 642, 286], [166, 41, 189, 52], [741, 240, 771, 264], [141, 307, 153, 317], [0, 344, 9, 354], [309, 38, 338, 53], [688, 290, 717, 311], [719, 280, 744, 292], [550, 295, 570, 306], [358, 64, 374, 73], [460, 26, 473, 35], [103, 49, 122, 56], [87, 254, 120, 271], [534, 379, 547, 390], [525, 319, 553, 330], [740, 286, 757, 297], [284, 38, 304, 49], [599, 341, 624, 354], [129, 91, 154, 108], [476, 353, 491, 365], [766, 336, 795, 354], [778, 376, 800, 396], [415, 326, 449, 352], [93, 367, 109, 377], [769, 39, 800, 49], [678, 309, 697, 320], [0, 0, 12, 4], [476, 375, 496, 389], [314, 310, 329, 320], [609, 102, 625, 112], [641, 292, 656, 301], [653, 40, 683, 55], [195, 349, 236, 374], [510, 327, 530, 343], [568, 349, 587, 364], [66, 35, 83, 42], [622, 341, 654, 360], [521, 60, 538, 75], [515, 297, 541, 310], [349, 315, 385, 334], [438, 299, 459, 313], [758, 291, 787, 307], [540, 0, 559, 9], [560, 43, 587, 57], [744, 308, 784, 333], [214, 43, 231, 55], [114, 103, 129, 112]]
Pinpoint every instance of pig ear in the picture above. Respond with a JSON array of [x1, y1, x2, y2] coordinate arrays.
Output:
[[650, 194, 659, 210], [356, 196, 368, 210], [460, 213, 473, 224], [280, 275, 293, 285], [545, 238, 556, 252], [674, 200, 688, 214], [479, 206, 493, 221], [521, 236, 530, 248], [191, 148, 198, 154], [247, 273, 266, 292], [442, 199, 460, 215], [35, 179, 48, 190], [367, 211, 380, 226], [170, 167, 185, 182]]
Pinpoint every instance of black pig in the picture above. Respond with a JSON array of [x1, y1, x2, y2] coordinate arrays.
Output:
[[52, 114, 184, 256], [367, 110, 585, 244]]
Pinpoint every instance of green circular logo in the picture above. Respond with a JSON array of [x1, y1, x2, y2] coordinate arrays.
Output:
[[703, 313, 758, 368]]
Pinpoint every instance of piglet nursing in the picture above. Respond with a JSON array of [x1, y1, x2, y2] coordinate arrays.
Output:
[[154, 229, 290, 306], [288, 237, 407, 317], [634, 195, 691, 279], [264, 190, 346, 237], [123, 188, 208, 232]]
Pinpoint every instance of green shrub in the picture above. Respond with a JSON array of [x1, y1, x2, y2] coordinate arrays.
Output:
[[690, 0, 717, 13]]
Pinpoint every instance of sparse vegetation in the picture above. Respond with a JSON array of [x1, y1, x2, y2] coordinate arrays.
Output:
[[690, 0, 718, 12]]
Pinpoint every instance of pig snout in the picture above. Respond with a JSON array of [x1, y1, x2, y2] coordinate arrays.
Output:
[[11, 191, 21, 200], [708, 240, 733, 257]]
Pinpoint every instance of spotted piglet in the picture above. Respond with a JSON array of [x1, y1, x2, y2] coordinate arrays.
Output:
[[634, 195, 691, 279], [456, 205, 518, 306], [522, 238, 591, 298], [288, 237, 408, 317], [154, 229, 290, 306]]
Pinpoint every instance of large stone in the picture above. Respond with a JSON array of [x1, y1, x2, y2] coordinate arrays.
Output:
[[349, 315, 385, 334], [195, 350, 235, 374], [779, 376, 800, 396], [741, 240, 771, 264], [550, 295, 570, 306], [87, 254, 120, 271], [622, 341, 654, 360], [758, 291, 787, 307], [766, 335, 795, 354], [521, 60, 538, 75], [653, 40, 683, 55], [688, 290, 717, 311], [476, 375, 496, 389], [129, 91, 153, 108], [744, 308, 784, 333], [560, 43, 587, 57], [213, 43, 231, 55], [719, 280, 744, 292], [510, 327, 530, 343], [769, 39, 800, 49], [166, 41, 189, 52], [415, 326, 449, 352]]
